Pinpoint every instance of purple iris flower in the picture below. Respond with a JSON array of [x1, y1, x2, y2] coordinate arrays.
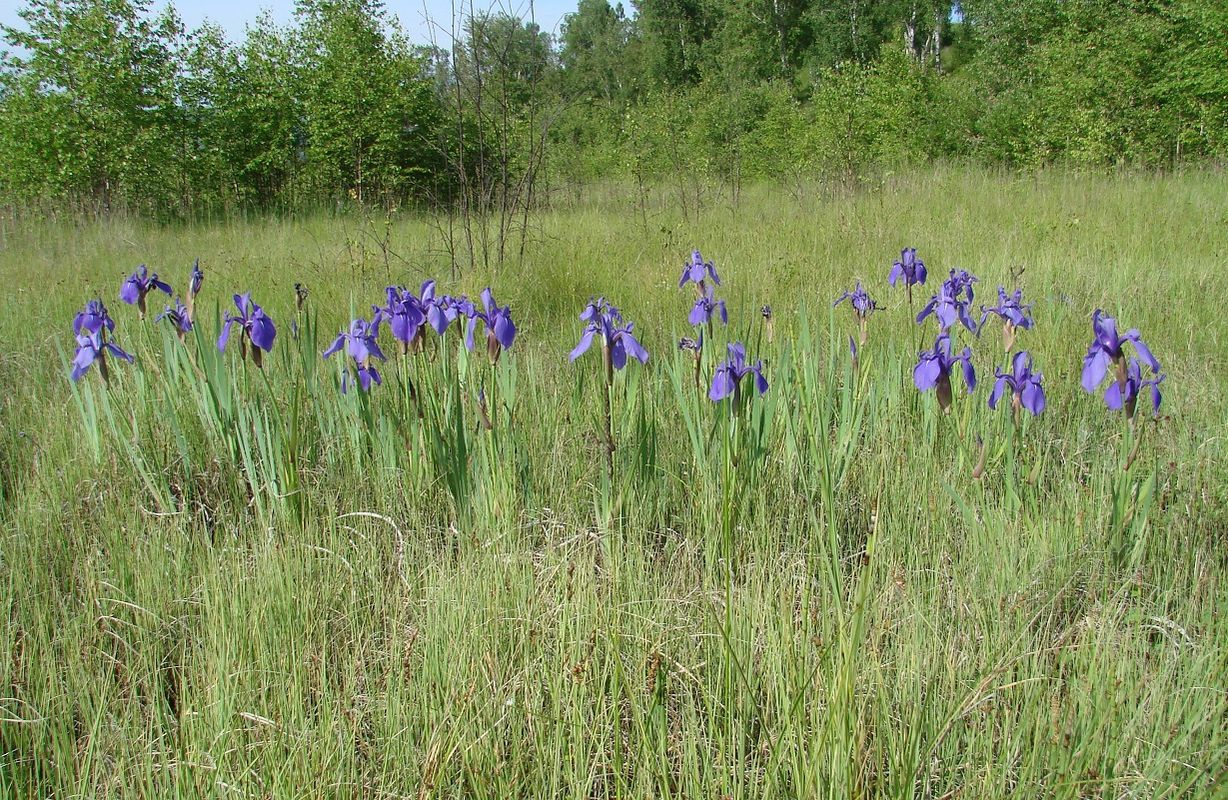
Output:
[[218, 293, 277, 366], [888, 248, 927, 292], [1104, 357, 1165, 419], [465, 287, 516, 362], [425, 285, 471, 337], [833, 282, 879, 316], [834, 281, 880, 345], [678, 335, 703, 359], [709, 342, 768, 402], [688, 284, 728, 327], [119, 264, 173, 319], [917, 269, 979, 333], [989, 351, 1045, 417], [324, 317, 386, 364], [340, 365, 382, 394], [154, 297, 193, 339], [380, 283, 430, 353], [70, 302, 134, 383], [679, 249, 720, 290], [948, 269, 978, 297], [980, 286, 1033, 350], [323, 316, 386, 393], [73, 299, 115, 337], [569, 297, 649, 370], [185, 259, 204, 324], [914, 333, 976, 413], [189, 259, 204, 298], [1080, 309, 1159, 395], [980, 286, 1032, 329]]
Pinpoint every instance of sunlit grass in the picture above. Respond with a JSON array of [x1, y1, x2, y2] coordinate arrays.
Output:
[[1, 167, 1225, 797]]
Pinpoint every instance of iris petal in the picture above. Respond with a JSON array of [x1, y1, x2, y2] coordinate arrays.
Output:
[[322, 333, 345, 358], [250, 316, 276, 351], [988, 376, 1006, 409], [569, 329, 595, 362], [1022, 381, 1045, 415], [464, 317, 477, 352], [621, 332, 649, 364], [610, 337, 628, 370], [495, 314, 516, 348], [1104, 380, 1123, 410], [1081, 350, 1111, 393], [688, 299, 706, 326], [217, 318, 235, 352], [709, 368, 734, 401], [914, 356, 940, 391], [1126, 334, 1160, 372], [105, 343, 135, 363], [960, 353, 976, 392], [119, 280, 140, 305]]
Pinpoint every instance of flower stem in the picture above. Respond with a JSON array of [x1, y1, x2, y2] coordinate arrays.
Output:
[[602, 344, 615, 487]]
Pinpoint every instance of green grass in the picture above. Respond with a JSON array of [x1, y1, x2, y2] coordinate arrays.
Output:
[[1, 167, 1226, 798]]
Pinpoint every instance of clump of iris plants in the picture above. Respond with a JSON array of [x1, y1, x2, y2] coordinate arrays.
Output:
[[709, 342, 768, 403], [218, 292, 277, 367], [833, 281, 880, 347], [1080, 309, 1163, 419], [917, 269, 979, 333], [70, 299, 134, 383], [681, 250, 727, 337], [570, 297, 649, 373], [980, 286, 1033, 351], [914, 333, 976, 414], [570, 297, 649, 478], [988, 351, 1045, 420], [465, 288, 516, 364], [119, 264, 172, 320], [155, 298, 193, 340], [324, 316, 386, 393], [888, 247, 927, 306]]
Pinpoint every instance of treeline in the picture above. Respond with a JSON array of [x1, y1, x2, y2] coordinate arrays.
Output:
[[0, 0, 1225, 216]]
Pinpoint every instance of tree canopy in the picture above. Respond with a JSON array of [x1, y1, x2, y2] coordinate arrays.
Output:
[[0, 0, 1223, 214]]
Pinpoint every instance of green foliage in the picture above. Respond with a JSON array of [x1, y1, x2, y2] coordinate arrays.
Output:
[[0, 0, 453, 214], [1, 0, 1227, 214], [294, 0, 444, 204], [963, 0, 1228, 166], [0, 0, 184, 209], [558, 0, 634, 100]]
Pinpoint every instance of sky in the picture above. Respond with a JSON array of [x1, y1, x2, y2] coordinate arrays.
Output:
[[0, 0, 580, 46]]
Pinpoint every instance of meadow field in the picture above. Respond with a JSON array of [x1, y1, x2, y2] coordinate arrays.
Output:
[[1, 168, 1226, 798]]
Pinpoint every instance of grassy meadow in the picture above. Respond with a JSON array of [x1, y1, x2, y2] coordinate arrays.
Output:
[[1, 168, 1226, 798]]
